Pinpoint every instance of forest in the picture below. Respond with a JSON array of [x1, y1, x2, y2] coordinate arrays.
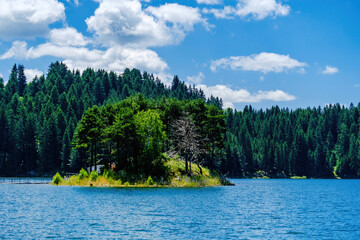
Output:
[[71, 95, 225, 178], [0, 62, 359, 178]]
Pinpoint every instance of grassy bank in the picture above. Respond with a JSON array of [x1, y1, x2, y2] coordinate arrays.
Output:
[[52, 158, 228, 187]]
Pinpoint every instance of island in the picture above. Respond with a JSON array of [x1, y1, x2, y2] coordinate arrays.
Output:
[[52, 157, 232, 187], [50, 92, 231, 187]]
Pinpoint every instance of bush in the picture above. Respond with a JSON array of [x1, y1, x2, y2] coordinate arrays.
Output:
[[147, 176, 154, 185], [102, 169, 115, 179], [89, 170, 99, 181], [52, 172, 63, 185], [78, 168, 89, 180]]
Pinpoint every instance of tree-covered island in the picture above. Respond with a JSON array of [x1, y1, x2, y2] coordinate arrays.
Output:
[[0, 62, 360, 183], [52, 94, 229, 187]]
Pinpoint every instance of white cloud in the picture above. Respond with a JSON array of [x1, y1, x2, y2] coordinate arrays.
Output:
[[0, 0, 65, 40], [0, 41, 28, 59], [187, 72, 205, 84], [259, 75, 264, 81], [0, 41, 168, 73], [203, 6, 236, 19], [147, 3, 205, 31], [86, 0, 207, 48], [236, 0, 290, 20], [197, 84, 295, 108], [154, 72, 173, 86], [65, 0, 79, 6], [211, 52, 307, 73], [0, 0, 213, 86], [297, 67, 306, 74], [24, 68, 43, 82], [322, 65, 339, 75], [196, 0, 221, 5], [49, 27, 89, 46], [0, 73, 3, 78], [203, 0, 290, 20]]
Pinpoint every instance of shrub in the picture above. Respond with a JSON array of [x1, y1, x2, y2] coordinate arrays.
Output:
[[147, 176, 154, 185], [89, 170, 99, 181], [78, 168, 89, 180], [52, 172, 63, 185], [102, 169, 115, 179]]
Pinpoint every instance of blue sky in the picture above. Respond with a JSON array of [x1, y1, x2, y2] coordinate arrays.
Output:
[[0, 0, 359, 110]]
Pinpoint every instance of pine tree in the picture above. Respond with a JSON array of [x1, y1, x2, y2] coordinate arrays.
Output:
[[17, 65, 27, 96], [5, 64, 18, 102]]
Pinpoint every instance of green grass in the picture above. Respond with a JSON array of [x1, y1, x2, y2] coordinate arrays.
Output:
[[54, 157, 224, 187], [164, 158, 221, 187], [290, 176, 307, 179]]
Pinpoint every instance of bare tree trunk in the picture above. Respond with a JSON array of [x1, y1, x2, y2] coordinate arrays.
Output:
[[189, 156, 192, 175], [197, 162, 203, 175], [94, 142, 97, 172], [90, 144, 93, 171]]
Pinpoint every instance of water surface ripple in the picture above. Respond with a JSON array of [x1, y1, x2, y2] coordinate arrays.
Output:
[[1, 179, 359, 239]]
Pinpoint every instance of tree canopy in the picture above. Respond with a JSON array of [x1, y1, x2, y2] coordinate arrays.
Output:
[[0, 62, 359, 179]]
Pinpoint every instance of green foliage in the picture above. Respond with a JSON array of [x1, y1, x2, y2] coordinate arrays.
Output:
[[52, 172, 63, 185], [102, 169, 115, 179], [146, 176, 154, 185], [223, 104, 360, 178], [89, 170, 99, 181], [134, 109, 167, 175], [78, 168, 89, 180], [2, 61, 360, 181], [0, 62, 212, 177], [56, 157, 224, 187]]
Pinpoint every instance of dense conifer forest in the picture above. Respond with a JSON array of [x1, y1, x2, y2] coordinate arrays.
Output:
[[0, 62, 222, 176], [0, 62, 359, 178], [223, 105, 360, 178]]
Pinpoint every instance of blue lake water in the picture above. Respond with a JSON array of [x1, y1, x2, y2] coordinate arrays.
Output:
[[1, 179, 359, 239]]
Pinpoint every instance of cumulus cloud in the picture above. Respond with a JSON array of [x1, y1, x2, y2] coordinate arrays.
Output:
[[322, 65, 339, 75], [196, 0, 221, 5], [0, 0, 65, 40], [0, 41, 168, 73], [0, 41, 28, 59], [187, 72, 205, 84], [86, 0, 207, 48], [203, 0, 290, 20], [147, 3, 205, 31], [0, 0, 210, 80], [197, 84, 295, 108], [24, 68, 43, 82], [154, 72, 174, 86], [49, 27, 89, 46], [211, 52, 306, 73], [203, 6, 236, 19], [65, 0, 79, 6]]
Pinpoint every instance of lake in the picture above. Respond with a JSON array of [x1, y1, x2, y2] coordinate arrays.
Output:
[[1, 179, 359, 239]]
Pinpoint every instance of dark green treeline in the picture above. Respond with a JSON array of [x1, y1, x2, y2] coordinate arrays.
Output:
[[222, 105, 360, 178], [0, 62, 222, 176], [0, 62, 359, 178]]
